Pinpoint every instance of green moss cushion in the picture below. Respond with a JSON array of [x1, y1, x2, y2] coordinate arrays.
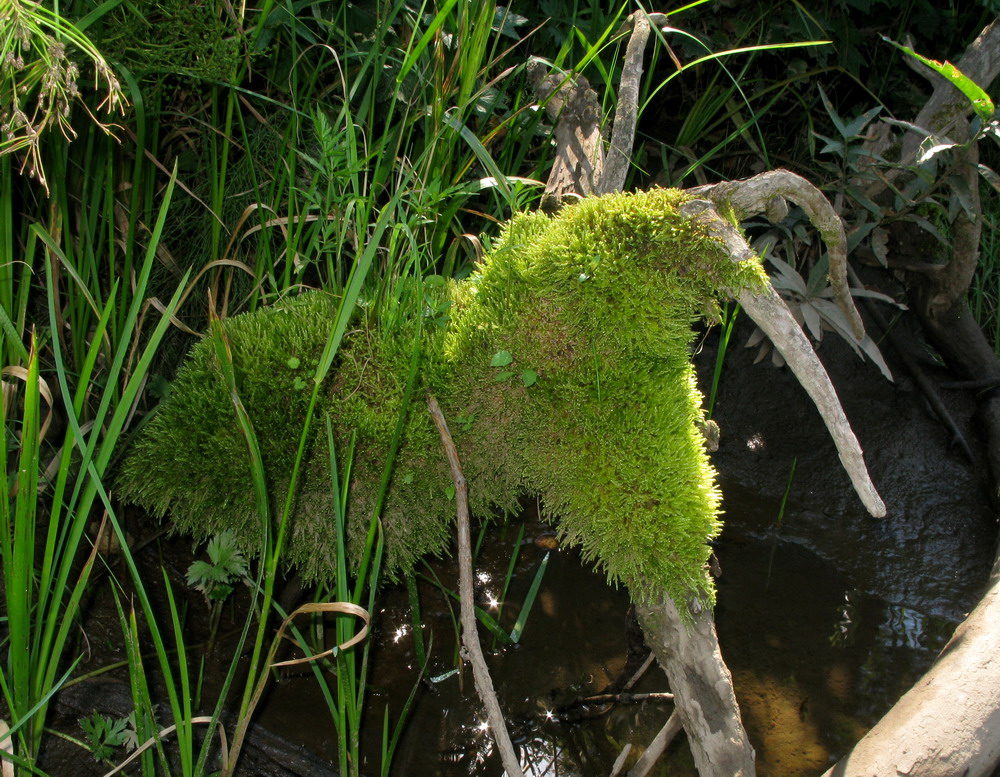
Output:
[[118, 188, 767, 606]]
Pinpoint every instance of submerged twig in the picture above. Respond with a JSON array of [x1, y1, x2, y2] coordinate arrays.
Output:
[[427, 395, 524, 777], [627, 711, 683, 777], [557, 691, 674, 721]]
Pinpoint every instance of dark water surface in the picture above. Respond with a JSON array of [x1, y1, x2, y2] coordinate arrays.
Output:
[[45, 322, 996, 777], [256, 500, 958, 777], [256, 328, 999, 776]]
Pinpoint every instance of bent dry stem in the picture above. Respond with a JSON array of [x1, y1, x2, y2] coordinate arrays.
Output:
[[427, 395, 524, 777]]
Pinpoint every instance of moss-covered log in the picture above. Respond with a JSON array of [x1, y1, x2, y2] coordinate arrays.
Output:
[[118, 188, 768, 607]]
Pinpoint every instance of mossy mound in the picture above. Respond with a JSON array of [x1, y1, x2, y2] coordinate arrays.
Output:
[[118, 188, 768, 606]]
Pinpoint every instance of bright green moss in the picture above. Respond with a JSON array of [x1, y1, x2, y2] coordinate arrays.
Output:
[[118, 188, 768, 606]]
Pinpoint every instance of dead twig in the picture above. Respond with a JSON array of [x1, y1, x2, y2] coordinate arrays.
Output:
[[557, 691, 674, 721], [427, 395, 524, 777]]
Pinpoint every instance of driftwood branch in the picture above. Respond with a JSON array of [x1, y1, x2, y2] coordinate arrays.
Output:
[[427, 395, 524, 777], [636, 593, 755, 777], [532, 10, 663, 207], [597, 11, 652, 195], [689, 169, 865, 339], [822, 556, 1000, 777], [678, 197, 886, 517]]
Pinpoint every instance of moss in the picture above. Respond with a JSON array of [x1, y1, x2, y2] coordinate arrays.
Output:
[[118, 188, 768, 606]]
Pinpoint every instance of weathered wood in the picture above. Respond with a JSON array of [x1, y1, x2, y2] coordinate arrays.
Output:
[[528, 62, 604, 212], [597, 12, 651, 195], [636, 595, 755, 777], [428, 396, 525, 777], [822, 557, 1000, 777], [679, 196, 885, 518], [690, 169, 864, 339]]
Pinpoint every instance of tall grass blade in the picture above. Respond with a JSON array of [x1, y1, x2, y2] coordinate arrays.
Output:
[[508, 551, 549, 644]]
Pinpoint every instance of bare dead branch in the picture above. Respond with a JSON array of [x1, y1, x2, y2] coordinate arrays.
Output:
[[427, 395, 524, 777], [679, 197, 886, 517], [598, 12, 652, 195], [690, 169, 865, 339]]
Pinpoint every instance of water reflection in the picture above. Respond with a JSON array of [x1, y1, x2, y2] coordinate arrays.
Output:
[[257, 516, 955, 777]]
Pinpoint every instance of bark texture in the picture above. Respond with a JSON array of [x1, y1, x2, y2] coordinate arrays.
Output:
[[597, 11, 650, 195], [528, 63, 604, 212], [636, 595, 755, 777]]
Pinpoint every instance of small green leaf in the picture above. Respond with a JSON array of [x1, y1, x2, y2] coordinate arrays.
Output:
[[445, 485, 456, 500], [402, 471, 415, 484], [521, 369, 537, 387], [293, 377, 307, 390], [208, 583, 234, 602], [490, 350, 513, 367], [286, 356, 301, 369], [494, 370, 516, 381]]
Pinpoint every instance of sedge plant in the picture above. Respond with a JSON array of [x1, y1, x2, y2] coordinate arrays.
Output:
[[0, 169, 185, 771]]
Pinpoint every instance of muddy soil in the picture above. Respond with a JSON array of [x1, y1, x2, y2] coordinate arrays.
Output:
[[37, 311, 999, 777]]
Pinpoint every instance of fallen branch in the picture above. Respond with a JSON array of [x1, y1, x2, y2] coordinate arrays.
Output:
[[528, 63, 604, 211], [822, 556, 1000, 777], [679, 196, 886, 518], [427, 395, 524, 777], [597, 11, 652, 195], [689, 169, 865, 340]]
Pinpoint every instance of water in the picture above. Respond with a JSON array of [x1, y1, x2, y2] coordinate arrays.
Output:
[[259, 502, 954, 777]]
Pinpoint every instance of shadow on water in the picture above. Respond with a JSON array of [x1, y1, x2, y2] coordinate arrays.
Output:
[[257, 499, 955, 777]]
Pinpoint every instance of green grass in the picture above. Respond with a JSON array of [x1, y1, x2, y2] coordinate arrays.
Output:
[[0, 0, 564, 772]]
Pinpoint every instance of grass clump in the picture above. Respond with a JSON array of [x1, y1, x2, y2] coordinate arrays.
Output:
[[119, 188, 768, 608]]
